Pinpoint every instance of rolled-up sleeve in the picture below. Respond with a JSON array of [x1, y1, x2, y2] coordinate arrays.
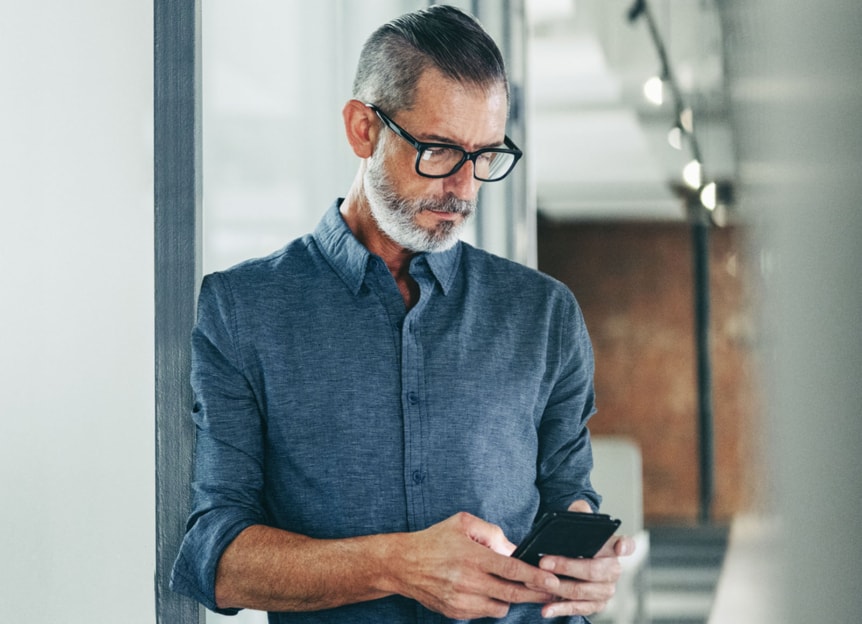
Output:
[[536, 293, 601, 515], [170, 273, 267, 613]]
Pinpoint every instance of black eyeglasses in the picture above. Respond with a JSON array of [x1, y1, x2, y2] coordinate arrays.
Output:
[[366, 103, 523, 182]]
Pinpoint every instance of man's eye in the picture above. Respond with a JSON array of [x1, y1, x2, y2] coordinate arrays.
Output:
[[422, 147, 458, 161]]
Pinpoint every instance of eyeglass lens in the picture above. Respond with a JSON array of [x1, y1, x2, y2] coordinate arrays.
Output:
[[418, 146, 516, 181]]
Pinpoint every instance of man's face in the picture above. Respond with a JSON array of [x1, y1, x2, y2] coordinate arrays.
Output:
[[364, 69, 509, 253]]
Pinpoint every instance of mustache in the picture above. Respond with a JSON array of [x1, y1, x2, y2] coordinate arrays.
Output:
[[413, 194, 476, 216]]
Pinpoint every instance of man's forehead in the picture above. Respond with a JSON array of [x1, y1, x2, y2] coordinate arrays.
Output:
[[411, 67, 507, 109], [405, 71, 508, 141]]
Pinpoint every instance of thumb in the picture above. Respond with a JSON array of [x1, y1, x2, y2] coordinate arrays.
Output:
[[486, 532, 517, 556], [596, 534, 636, 558], [463, 515, 517, 556]]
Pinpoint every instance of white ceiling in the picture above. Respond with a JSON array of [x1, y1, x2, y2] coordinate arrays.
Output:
[[526, 0, 735, 221]]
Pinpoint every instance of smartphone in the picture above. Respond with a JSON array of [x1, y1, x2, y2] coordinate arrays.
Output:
[[512, 511, 621, 566]]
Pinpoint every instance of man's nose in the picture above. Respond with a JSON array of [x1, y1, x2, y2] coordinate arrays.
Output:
[[443, 160, 481, 201]]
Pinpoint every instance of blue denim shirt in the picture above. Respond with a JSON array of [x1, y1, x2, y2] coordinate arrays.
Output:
[[171, 200, 600, 623]]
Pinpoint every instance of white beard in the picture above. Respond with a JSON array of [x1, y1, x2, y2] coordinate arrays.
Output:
[[363, 138, 475, 253]]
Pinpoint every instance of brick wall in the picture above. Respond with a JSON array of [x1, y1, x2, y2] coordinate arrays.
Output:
[[538, 220, 763, 523]]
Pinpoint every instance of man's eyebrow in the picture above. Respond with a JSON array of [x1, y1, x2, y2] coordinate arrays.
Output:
[[420, 132, 505, 150]]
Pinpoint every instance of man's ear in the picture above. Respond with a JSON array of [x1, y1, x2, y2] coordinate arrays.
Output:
[[342, 99, 380, 159]]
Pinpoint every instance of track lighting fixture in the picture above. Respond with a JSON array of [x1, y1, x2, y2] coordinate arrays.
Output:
[[699, 181, 717, 210], [643, 75, 665, 106], [667, 124, 683, 150], [629, 0, 723, 221], [683, 159, 702, 190], [679, 107, 694, 134]]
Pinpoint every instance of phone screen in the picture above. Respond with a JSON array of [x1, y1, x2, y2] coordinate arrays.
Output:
[[512, 511, 621, 566]]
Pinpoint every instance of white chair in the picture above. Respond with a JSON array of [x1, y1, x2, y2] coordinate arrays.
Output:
[[589, 436, 650, 624]]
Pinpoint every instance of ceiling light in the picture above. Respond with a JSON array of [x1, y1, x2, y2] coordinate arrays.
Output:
[[643, 75, 664, 106], [680, 107, 694, 133], [700, 181, 717, 210], [683, 159, 702, 189], [667, 125, 683, 150]]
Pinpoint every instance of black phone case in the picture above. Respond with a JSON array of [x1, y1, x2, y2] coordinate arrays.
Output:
[[512, 511, 621, 566]]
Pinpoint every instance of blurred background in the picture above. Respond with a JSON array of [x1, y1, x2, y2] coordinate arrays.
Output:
[[1, 1, 860, 623]]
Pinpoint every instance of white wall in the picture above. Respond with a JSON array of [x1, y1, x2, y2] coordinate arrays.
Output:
[[751, 4, 862, 622], [717, 3, 862, 622], [0, 2, 155, 621]]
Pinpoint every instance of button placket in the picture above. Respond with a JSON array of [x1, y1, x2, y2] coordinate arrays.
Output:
[[401, 263, 433, 530]]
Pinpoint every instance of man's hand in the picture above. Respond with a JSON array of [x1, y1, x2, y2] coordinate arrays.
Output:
[[532, 499, 637, 619], [535, 535, 635, 618], [389, 512, 561, 620]]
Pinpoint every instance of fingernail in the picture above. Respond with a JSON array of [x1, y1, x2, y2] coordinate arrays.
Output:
[[540, 557, 556, 572], [545, 607, 557, 618]]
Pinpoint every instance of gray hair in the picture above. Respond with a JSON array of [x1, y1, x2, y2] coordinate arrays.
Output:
[[352, 5, 509, 115]]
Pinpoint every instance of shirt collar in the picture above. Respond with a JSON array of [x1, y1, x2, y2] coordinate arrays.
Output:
[[417, 240, 460, 296], [314, 199, 461, 296]]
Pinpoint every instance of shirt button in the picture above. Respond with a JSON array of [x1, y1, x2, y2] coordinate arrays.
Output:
[[412, 470, 425, 484], [407, 391, 419, 405]]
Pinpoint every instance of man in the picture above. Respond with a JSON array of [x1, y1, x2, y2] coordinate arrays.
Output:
[[171, 5, 634, 623]]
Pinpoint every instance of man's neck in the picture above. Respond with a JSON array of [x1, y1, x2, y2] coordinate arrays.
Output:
[[340, 187, 419, 309]]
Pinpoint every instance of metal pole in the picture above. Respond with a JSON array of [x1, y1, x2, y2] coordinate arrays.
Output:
[[629, 0, 715, 522], [692, 215, 714, 523], [154, 0, 203, 621]]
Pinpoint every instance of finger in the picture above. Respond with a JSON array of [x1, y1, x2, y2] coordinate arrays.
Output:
[[539, 553, 621, 583], [595, 534, 636, 558], [567, 499, 593, 513], [541, 598, 609, 619], [434, 592, 512, 621], [442, 544, 557, 606], [487, 549, 562, 595], [484, 529, 517, 557], [482, 573, 558, 606], [548, 574, 617, 604], [459, 513, 518, 556]]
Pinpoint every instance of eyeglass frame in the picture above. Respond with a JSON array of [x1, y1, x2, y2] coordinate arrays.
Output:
[[365, 103, 523, 182]]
